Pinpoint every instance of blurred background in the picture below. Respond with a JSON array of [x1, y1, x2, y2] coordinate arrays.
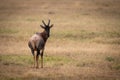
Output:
[[0, 0, 120, 80]]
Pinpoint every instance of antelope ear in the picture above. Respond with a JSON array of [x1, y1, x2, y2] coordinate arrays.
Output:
[[40, 25, 45, 29], [50, 24, 53, 28]]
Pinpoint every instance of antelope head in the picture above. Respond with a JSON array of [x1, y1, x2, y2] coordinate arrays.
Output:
[[40, 20, 53, 37]]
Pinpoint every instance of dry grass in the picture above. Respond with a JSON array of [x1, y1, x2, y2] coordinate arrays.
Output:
[[0, 0, 120, 80]]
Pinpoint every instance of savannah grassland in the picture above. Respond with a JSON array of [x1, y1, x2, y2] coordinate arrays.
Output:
[[0, 0, 120, 80]]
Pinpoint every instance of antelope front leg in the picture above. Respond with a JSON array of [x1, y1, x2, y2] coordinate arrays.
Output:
[[41, 54, 43, 68], [41, 48, 44, 68]]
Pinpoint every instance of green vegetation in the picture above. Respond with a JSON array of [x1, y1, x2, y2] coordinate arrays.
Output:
[[113, 64, 120, 70], [105, 56, 114, 62], [0, 28, 18, 34], [0, 55, 72, 67]]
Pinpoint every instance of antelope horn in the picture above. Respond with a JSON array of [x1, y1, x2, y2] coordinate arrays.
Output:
[[42, 20, 46, 26], [48, 19, 50, 26]]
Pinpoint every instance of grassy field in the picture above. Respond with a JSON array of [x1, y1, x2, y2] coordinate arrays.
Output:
[[0, 0, 120, 80]]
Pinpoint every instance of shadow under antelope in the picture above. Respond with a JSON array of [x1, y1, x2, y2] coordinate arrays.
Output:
[[28, 20, 53, 68]]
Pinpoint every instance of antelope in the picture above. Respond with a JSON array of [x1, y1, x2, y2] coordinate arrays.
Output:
[[28, 20, 53, 68]]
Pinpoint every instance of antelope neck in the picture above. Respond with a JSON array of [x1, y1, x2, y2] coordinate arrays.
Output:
[[40, 30, 49, 42]]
